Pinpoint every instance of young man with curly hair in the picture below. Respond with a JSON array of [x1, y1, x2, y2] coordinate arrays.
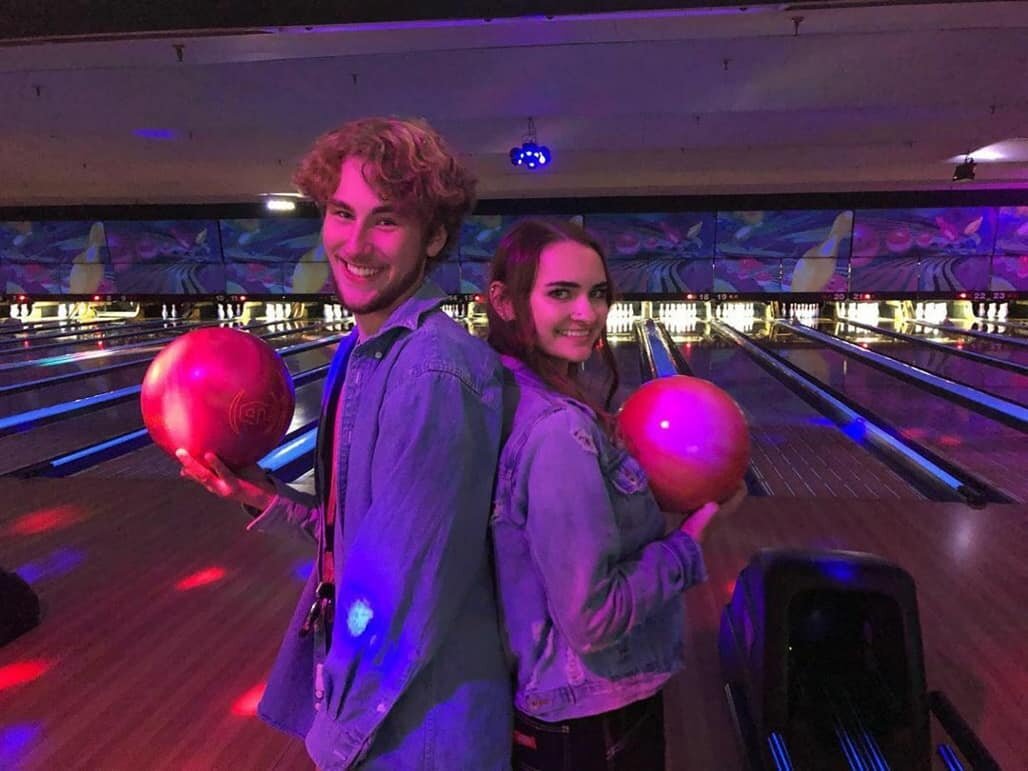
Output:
[[177, 117, 512, 770]]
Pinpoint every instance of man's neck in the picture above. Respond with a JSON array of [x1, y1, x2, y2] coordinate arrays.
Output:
[[352, 279, 425, 340]]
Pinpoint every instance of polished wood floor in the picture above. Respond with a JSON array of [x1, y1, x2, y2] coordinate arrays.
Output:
[[1, 477, 1025, 770]]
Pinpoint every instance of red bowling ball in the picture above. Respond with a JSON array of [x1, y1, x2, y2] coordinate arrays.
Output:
[[618, 375, 750, 513], [140, 327, 295, 470]]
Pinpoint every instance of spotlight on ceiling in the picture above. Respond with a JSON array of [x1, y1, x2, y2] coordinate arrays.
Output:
[[510, 117, 551, 170], [952, 156, 976, 182]]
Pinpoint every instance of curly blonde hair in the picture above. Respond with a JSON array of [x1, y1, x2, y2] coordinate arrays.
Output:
[[293, 117, 476, 261]]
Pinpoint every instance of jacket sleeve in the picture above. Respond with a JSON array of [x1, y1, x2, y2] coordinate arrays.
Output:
[[521, 409, 706, 655], [245, 476, 321, 543], [311, 365, 503, 768]]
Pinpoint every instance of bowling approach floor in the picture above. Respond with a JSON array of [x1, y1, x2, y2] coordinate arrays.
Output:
[[1, 311, 1025, 770]]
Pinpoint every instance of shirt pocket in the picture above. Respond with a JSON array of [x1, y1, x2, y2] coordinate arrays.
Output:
[[605, 449, 649, 497], [604, 449, 662, 545]]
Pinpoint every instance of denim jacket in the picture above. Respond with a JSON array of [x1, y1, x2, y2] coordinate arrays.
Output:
[[491, 356, 707, 721], [249, 281, 512, 770]]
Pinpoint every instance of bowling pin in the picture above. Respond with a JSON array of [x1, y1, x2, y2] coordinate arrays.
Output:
[[68, 222, 107, 295], [290, 244, 331, 294], [789, 211, 852, 292]]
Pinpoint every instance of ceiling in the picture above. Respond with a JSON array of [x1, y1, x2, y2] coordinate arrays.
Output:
[[1, 1, 1027, 206]]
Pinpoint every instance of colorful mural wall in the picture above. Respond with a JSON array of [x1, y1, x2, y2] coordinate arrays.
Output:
[[2, 205, 1026, 296]]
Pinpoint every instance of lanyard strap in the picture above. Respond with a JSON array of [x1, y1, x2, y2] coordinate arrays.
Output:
[[321, 372, 344, 584]]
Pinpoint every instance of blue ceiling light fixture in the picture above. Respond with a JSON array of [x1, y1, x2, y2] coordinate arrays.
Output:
[[510, 117, 551, 170], [133, 128, 177, 140]]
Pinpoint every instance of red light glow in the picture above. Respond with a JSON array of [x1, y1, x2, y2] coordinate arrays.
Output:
[[5, 505, 87, 536], [175, 567, 227, 591], [232, 682, 266, 716], [0, 660, 53, 691]]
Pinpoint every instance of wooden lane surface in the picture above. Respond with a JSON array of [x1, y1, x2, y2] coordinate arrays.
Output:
[[1, 478, 1025, 769], [0, 477, 313, 770]]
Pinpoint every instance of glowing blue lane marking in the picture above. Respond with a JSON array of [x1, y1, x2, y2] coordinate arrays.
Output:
[[50, 428, 149, 467], [767, 732, 794, 771], [0, 385, 141, 433], [1, 335, 342, 434], [259, 428, 317, 471], [936, 744, 964, 771]]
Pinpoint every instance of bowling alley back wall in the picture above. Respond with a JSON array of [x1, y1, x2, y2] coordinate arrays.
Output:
[[2, 203, 1026, 297]]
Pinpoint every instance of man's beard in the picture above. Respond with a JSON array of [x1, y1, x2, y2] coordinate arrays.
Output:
[[336, 256, 426, 316]]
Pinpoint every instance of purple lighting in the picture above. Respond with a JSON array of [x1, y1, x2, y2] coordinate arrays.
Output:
[[13, 547, 85, 583], [817, 558, 859, 585], [292, 559, 314, 582], [0, 723, 42, 768], [134, 128, 177, 140]]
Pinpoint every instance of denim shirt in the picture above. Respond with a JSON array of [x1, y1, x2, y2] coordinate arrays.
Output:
[[249, 281, 512, 770], [491, 356, 707, 721]]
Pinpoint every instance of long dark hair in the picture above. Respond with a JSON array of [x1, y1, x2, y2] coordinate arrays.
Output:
[[486, 218, 620, 435]]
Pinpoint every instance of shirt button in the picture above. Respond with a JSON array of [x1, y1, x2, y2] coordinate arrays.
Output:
[[374, 351, 383, 359]]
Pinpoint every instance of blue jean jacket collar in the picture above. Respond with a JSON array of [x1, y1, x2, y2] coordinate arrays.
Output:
[[368, 279, 448, 342]]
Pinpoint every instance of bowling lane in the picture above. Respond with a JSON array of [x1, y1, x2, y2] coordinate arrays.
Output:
[[0, 317, 166, 347], [682, 326, 922, 500], [970, 319, 1028, 339], [900, 321, 1028, 368], [0, 320, 317, 386], [0, 323, 332, 417], [0, 317, 135, 341], [763, 325, 1028, 502], [0, 339, 340, 476], [0, 318, 203, 366], [827, 321, 1028, 406]]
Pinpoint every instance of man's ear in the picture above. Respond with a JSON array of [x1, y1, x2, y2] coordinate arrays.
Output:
[[425, 225, 447, 259], [489, 281, 515, 321]]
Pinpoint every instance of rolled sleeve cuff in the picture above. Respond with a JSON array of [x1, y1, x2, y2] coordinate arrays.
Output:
[[245, 477, 319, 543], [660, 530, 708, 589], [305, 704, 381, 770]]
